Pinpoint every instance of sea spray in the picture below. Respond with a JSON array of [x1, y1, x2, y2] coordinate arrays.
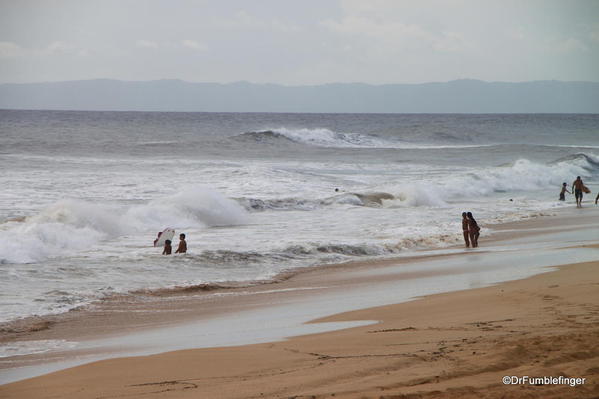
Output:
[[0, 186, 249, 264], [126, 186, 249, 230]]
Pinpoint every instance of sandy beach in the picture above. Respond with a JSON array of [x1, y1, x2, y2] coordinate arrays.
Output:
[[2, 1, 599, 397], [1, 208, 598, 398]]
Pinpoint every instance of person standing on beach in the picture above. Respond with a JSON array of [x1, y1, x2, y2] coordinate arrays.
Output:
[[572, 176, 584, 208], [559, 183, 570, 201], [462, 212, 470, 248], [467, 212, 480, 248], [175, 233, 187, 254]]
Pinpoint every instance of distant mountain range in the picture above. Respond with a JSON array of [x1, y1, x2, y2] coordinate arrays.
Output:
[[0, 79, 598, 113]]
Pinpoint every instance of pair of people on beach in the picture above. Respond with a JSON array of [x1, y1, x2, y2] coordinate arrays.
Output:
[[462, 212, 480, 248], [162, 234, 187, 255], [566, 176, 596, 208]]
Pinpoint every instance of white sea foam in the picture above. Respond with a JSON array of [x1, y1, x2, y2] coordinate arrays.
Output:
[[440, 156, 597, 198], [127, 186, 249, 230], [240, 154, 598, 212], [2, 110, 598, 325], [240, 127, 494, 149], [0, 187, 249, 264], [241, 127, 599, 151], [2, 154, 593, 266], [0, 340, 78, 358]]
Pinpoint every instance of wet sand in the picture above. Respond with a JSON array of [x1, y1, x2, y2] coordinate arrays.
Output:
[[1, 207, 599, 397]]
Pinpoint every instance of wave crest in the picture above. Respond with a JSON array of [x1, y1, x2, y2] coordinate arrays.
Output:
[[0, 187, 248, 264], [234, 127, 497, 149], [550, 153, 599, 171], [236, 128, 395, 148]]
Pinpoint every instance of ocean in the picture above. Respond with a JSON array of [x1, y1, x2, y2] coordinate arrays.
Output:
[[1, 110, 598, 323]]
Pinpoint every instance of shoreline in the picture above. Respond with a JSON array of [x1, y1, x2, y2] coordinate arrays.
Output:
[[0, 198, 575, 326], [2, 259, 598, 397], [1, 206, 598, 390], [0, 205, 586, 335]]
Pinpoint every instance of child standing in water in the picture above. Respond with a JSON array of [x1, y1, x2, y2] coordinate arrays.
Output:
[[559, 182, 570, 201], [461, 212, 470, 248], [175, 233, 187, 254], [467, 212, 480, 248], [162, 240, 172, 255]]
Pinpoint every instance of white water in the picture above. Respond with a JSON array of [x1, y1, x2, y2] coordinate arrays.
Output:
[[1, 111, 598, 325], [239, 127, 496, 149]]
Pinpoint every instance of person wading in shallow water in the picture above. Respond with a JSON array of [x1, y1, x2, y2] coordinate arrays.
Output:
[[162, 240, 172, 255], [175, 233, 187, 254], [467, 212, 480, 248], [462, 212, 470, 248], [559, 182, 570, 201], [572, 176, 585, 208]]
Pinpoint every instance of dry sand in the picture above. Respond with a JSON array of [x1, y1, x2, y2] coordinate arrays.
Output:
[[1, 259, 598, 398]]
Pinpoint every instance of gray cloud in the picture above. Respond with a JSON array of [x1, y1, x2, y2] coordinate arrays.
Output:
[[0, 0, 597, 84]]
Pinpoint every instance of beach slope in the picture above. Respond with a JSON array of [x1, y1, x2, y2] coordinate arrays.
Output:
[[2, 258, 598, 398]]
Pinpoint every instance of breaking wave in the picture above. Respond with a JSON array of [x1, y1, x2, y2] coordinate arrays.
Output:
[[2, 152, 597, 267], [238, 153, 599, 213], [236, 128, 390, 148], [447, 153, 599, 198], [235, 127, 494, 149], [0, 187, 248, 264], [549, 153, 599, 170], [238, 192, 398, 212]]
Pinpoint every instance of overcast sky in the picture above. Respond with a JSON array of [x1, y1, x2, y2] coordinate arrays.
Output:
[[1, 0, 598, 84]]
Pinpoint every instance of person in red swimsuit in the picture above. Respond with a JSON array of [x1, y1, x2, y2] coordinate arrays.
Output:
[[461, 212, 470, 248], [467, 212, 480, 248]]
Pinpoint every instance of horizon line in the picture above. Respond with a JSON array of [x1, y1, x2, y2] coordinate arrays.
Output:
[[2, 78, 599, 86], [2, 108, 597, 116]]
